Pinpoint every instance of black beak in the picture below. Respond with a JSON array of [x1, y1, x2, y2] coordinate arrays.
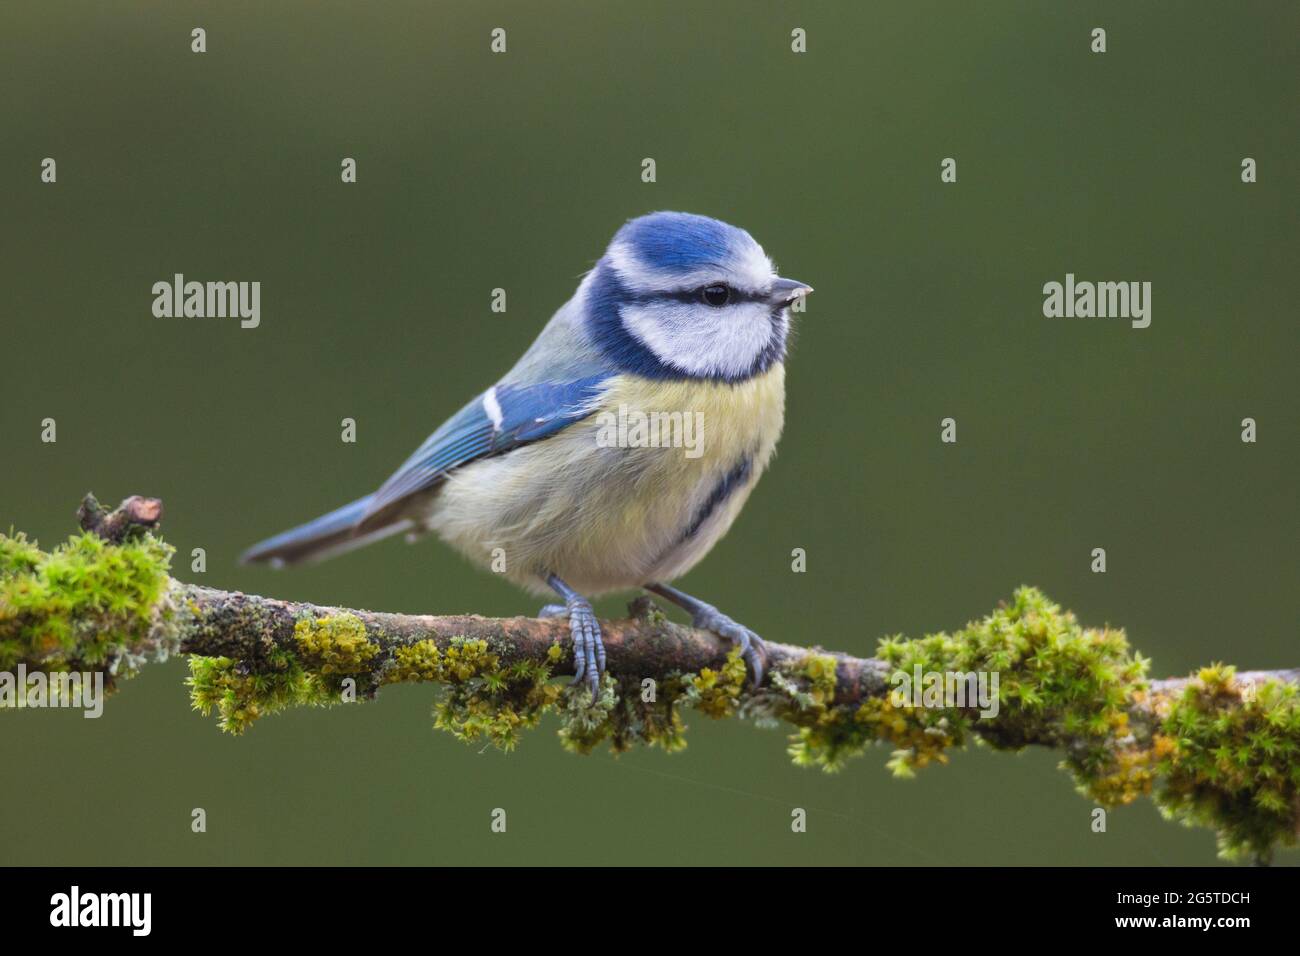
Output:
[[768, 277, 813, 306]]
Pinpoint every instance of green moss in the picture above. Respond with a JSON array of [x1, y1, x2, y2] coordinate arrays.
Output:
[[428, 638, 559, 752], [556, 675, 620, 753], [560, 671, 703, 755], [759, 589, 1300, 860], [186, 613, 381, 733], [775, 652, 883, 772], [187, 629, 566, 750], [823, 589, 1149, 792], [187, 650, 336, 734], [765, 588, 1155, 793], [1154, 665, 1300, 863], [0, 529, 174, 684], [624, 680, 692, 753]]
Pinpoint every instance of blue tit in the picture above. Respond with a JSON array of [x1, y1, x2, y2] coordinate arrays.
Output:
[[242, 211, 812, 697]]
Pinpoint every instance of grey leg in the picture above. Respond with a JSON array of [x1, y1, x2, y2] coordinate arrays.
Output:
[[645, 583, 767, 687], [545, 574, 605, 700]]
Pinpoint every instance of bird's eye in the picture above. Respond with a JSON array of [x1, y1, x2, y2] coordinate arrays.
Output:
[[700, 284, 732, 307]]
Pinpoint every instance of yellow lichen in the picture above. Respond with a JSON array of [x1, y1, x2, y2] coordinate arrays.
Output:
[[387, 639, 444, 683], [292, 614, 378, 676], [691, 648, 748, 719]]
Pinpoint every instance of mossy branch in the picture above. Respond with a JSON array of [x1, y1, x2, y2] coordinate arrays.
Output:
[[3, 495, 1299, 864]]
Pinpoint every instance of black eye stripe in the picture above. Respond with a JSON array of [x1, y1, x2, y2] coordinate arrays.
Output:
[[651, 287, 768, 305]]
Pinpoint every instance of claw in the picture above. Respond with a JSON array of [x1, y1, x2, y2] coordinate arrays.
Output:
[[645, 584, 767, 689], [691, 605, 767, 688], [545, 574, 606, 702], [570, 605, 586, 688], [566, 596, 604, 701]]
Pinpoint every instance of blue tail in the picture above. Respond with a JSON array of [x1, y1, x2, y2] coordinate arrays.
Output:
[[239, 494, 413, 567]]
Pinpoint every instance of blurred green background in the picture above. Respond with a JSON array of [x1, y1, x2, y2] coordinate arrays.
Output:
[[2, 1, 1296, 866]]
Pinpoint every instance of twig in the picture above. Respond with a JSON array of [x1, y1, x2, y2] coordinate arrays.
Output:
[[171, 583, 892, 699]]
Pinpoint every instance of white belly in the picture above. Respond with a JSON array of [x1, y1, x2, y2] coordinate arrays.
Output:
[[426, 368, 786, 596]]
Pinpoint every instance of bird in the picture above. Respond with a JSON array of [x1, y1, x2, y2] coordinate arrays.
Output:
[[241, 211, 811, 698]]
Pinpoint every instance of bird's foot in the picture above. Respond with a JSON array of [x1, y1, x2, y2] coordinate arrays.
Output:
[[540, 598, 605, 701], [690, 604, 768, 687]]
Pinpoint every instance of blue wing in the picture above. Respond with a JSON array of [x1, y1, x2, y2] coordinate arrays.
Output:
[[241, 373, 612, 565], [242, 295, 615, 567], [357, 374, 611, 529]]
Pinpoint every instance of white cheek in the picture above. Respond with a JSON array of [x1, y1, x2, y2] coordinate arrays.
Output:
[[622, 302, 775, 378]]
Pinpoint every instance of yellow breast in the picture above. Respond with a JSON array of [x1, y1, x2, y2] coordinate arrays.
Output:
[[430, 366, 786, 595], [597, 365, 785, 465]]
